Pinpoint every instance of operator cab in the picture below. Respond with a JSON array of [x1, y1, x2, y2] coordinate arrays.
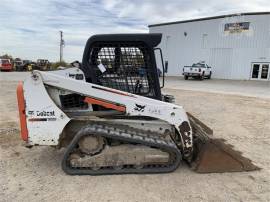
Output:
[[80, 34, 165, 100]]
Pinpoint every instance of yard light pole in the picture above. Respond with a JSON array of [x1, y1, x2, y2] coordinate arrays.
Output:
[[59, 31, 65, 63]]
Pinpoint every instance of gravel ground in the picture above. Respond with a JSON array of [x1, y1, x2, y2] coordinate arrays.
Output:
[[0, 73, 270, 202]]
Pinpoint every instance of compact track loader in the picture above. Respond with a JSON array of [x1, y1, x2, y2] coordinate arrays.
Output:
[[17, 34, 259, 175]]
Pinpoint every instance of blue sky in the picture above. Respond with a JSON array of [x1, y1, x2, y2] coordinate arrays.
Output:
[[0, 0, 269, 62]]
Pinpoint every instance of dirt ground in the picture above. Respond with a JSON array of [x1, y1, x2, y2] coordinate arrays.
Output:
[[0, 79, 270, 202]]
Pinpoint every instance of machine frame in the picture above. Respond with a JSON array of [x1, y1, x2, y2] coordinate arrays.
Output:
[[17, 69, 193, 157]]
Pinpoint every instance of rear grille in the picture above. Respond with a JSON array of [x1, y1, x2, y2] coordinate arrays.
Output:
[[60, 94, 88, 109]]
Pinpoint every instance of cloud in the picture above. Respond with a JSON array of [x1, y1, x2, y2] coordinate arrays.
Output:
[[0, 0, 269, 62], [102, 0, 270, 23]]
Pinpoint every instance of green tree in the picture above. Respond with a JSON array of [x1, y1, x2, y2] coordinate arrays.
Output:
[[0, 54, 13, 60]]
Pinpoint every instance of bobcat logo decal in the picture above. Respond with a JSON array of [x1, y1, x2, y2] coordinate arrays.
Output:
[[134, 104, 146, 112]]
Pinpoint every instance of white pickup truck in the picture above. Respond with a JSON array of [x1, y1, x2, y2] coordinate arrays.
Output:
[[182, 62, 212, 80]]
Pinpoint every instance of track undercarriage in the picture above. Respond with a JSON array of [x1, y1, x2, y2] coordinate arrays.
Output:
[[62, 122, 182, 175]]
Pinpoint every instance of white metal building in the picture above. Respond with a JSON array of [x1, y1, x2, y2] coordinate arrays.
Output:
[[149, 12, 270, 80]]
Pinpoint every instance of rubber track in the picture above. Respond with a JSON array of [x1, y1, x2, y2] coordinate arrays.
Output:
[[62, 123, 182, 175]]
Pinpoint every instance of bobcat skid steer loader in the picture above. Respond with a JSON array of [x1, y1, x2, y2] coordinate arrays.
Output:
[[17, 34, 259, 175]]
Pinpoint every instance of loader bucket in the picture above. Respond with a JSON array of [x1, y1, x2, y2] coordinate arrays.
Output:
[[187, 113, 260, 173]]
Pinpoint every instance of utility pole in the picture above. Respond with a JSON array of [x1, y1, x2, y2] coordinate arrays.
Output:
[[59, 31, 64, 62]]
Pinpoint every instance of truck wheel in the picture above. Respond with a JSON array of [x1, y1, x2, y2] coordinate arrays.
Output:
[[184, 75, 188, 80], [200, 73, 204, 80], [208, 72, 212, 79]]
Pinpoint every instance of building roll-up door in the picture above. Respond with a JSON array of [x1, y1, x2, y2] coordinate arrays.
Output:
[[209, 48, 233, 79]]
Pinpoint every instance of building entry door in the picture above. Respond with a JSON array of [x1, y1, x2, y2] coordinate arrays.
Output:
[[251, 63, 270, 80]]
